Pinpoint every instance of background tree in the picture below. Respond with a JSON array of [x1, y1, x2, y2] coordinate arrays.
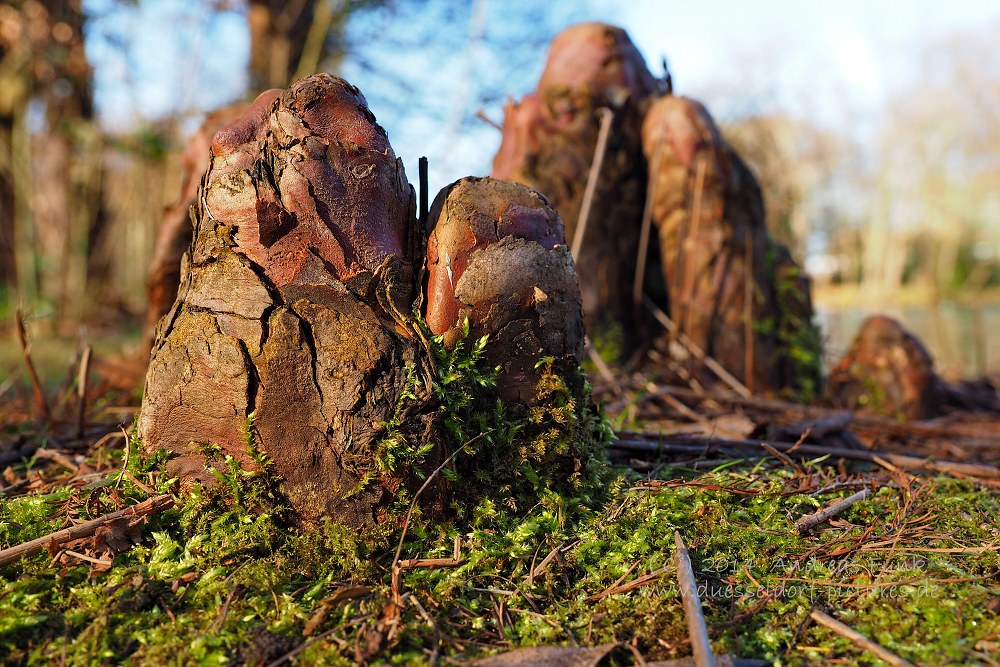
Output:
[[0, 0, 101, 329]]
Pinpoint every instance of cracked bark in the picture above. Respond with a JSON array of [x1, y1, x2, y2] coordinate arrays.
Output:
[[138, 75, 586, 527]]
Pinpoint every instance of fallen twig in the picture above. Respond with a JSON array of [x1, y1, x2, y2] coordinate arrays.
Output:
[[642, 298, 751, 398], [588, 565, 669, 601], [391, 436, 482, 604], [646, 383, 1000, 444], [809, 608, 916, 667], [674, 531, 715, 667], [572, 107, 614, 259], [794, 488, 872, 534], [0, 494, 174, 568], [613, 434, 1000, 480]]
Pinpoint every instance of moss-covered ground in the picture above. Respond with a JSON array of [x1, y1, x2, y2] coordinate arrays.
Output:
[[2, 433, 998, 665], [1, 330, 998, 665]]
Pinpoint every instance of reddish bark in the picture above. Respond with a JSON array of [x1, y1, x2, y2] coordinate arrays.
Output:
[[641, 94, 821, 397], [425, 177, 584, 403]]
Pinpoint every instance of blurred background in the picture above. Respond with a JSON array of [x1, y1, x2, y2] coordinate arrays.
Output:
[[1, 0, 998, 378]]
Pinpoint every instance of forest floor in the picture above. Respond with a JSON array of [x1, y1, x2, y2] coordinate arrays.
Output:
[[1, 339, 999, 666]]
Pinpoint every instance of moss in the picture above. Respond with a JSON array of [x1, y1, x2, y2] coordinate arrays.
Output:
[[765, 241, 825, 403], [2, 332, 998, 664], [2, 454, 999, 664]]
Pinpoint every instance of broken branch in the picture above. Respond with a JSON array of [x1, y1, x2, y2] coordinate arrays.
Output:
[[809, 608, 916, 667], [794, 488, 872, 534], [0, 494, 174, 568]]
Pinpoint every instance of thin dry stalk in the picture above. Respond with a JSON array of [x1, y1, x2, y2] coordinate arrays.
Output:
[[15, 309, 51, 424], [75, 345, 92, 438], [571, 107, 615, 259], [590, 567, 669, 600], [742, 239, 753, 394], [794, 488, 872, 534], [674, 531, 716, 667], [391, 435, 483, 604], [642, 297, 751, 397], [633, 137, 666, 305], [677, 156, 709, 338], [475, 108, 502, 131], [587, 342, 616, 385], [0, 494, 173, 568], [809, 609, 916, 667], [613, 435, 1000, 480]]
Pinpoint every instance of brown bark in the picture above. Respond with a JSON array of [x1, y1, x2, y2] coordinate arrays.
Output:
[[491, 22, 665, 357], [139, 75, 589, 527], [641, 95, 821, 397], [425, 177, 584, 403]]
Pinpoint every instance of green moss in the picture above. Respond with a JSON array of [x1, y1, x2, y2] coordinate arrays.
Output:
[[2, 455, 999, 664], [763, 241, 825, 403], [2, 329, 998, 664]]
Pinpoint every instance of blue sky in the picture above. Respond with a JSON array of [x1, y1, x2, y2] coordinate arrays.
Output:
[[83, 0, 1000, 194]]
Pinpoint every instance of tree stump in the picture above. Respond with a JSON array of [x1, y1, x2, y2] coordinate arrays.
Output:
[[138, 74, 594, 527], [491, 22, 665, 358], [641, 94, 823, 399], [825, 315, 936, 420], [143, 103, 248, 360]]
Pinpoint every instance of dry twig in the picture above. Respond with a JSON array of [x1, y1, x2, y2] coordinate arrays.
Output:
[[809, 608, 916, 667], [15, 309, 51, 424], [0, 494, 173, 568], [674, 531, 716, 667], [75, 345, 92, 438], [572, 107, 615, 259], [794, 488, 872, 534], [613, 434, 1000, 480]]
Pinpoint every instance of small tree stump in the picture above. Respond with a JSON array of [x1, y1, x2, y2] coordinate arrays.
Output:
[[825, 315, 936, 420], [641, 95, 822, 398]]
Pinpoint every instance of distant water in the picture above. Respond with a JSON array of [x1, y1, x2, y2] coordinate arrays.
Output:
[[815, 301, 1000, 379]]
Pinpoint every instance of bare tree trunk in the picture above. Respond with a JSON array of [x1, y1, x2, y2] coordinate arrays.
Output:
[[0, 122, 16, 296], [0, 0, 101, 330], [248, 0, 358, 90]]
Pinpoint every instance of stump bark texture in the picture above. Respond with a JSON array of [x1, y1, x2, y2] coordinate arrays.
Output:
[[144, 103, 248, 358], [138, 75, 587, 527], [825, 315, 936, 420], [490, 22, 821, 398]]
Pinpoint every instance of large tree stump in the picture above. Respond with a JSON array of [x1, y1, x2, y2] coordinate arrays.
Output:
[[641, 95, 822, 398], [491, 22, 665, 358], [138, 75, 591, 527]]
